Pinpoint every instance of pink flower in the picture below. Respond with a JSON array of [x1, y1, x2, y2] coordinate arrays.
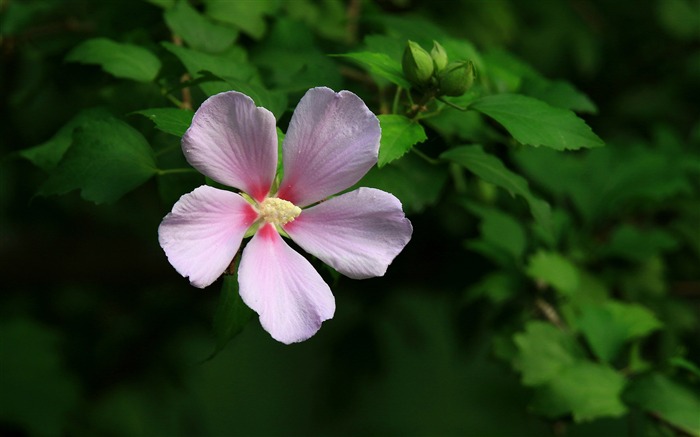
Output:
[[158, 87, 413, 344]]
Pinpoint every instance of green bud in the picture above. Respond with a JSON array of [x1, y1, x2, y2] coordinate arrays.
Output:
[[402, 40, 434, 88], [430, 41, 448, 72], [438, 60, 475, 97]]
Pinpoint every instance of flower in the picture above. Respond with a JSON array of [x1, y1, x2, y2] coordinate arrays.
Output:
[[158, 87, 413, 344]]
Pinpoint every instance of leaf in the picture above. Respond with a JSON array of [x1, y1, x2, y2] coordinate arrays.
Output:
[[162, 42, 257, 96], [576, 301, 662, 362], [513, 321, 585, 386], [217, 76, 288, 120], [464, 203, 527, 264], [526, 250, 579, 295], [203, 0, 279, 39], [441, 145, 553, 239], [39, 118, 158, 204], [377, 115, 427, 167], [132, 108, 194, 137], [335, 52, 411, 89], [0, 318, 81, 437], [520, 77, 598, 114], [532, 362, 628, 422], [470, 94, 604, 150], [19, 108, 112, 171], [625, 373, 700, 436], [602, 224, 679, 261], [164, 0, 238, 53], [209, 274, 254, 359], [65, 38, 161, 82], [356, 152, 448, 214]]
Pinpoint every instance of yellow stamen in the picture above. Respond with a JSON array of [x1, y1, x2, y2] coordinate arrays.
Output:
[[259, 197, 301, 226]]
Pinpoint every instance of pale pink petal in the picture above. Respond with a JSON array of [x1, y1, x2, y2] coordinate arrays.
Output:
[[277, 87, 380, 207], [158, 185, 258, 288], [238, 223, 335, 344], [182, 91, 277, 202], [284, 187, 412, 279]]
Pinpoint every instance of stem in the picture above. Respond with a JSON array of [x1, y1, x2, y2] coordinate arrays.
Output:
[[411, 148, 440, 165], [157, 168, 199, 176], [392, 87, 403, 114], [437, 97, 470, 111]]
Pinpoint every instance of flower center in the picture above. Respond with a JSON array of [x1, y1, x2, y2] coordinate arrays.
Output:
[[259, 197, 301, 226]]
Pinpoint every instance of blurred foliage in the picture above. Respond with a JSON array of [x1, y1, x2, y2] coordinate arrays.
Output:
[[1, 0, 699, 436]]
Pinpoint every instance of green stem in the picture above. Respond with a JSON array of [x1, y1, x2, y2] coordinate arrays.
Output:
[[392, 86, 403, 114], [437, 97, 470, 111], [157, 168, 198, 176], [411, 148, 440, 165]]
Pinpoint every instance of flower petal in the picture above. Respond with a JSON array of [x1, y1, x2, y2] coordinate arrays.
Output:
[[239, 223, 335, 344], [158, 185, 258, 288], [182, 91, 277, 201], [284, 187, 412, 279], [277, 87, 380, 207]]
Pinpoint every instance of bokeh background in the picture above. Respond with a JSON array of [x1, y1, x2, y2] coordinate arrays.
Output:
[[1, 0, 699, 436]]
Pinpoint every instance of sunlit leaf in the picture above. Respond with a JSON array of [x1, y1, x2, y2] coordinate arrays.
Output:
[[470, 94, 604, 150], [526, 250, 579, 295], [532, 362, 627, 422], [377, 114, 427, 167], [65, 38, 161, 82], [132, 108, 193, 137], [40, 118, 157, 204], [513, 321, 585, 386]]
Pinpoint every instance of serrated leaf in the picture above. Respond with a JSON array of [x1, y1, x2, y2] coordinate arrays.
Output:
[[441, 145, 553, 240], [19, 108, 112, 171], [532, 362, 627, 422], [204, 0, 279, 39], [335, 52, 411, 89], [209, 274, 254, 359], [164, 0, 238, 53], [526, 250, 579, 295], [65, 38, 161, 82], [132, 108, 193, 137], [625, 373, 700, 436], [513, 321, 585, 386], [39, 118, 157, 204], [470, 94, 604, 150], [377, 114, 427, 167], [576, 301, 662, 362]]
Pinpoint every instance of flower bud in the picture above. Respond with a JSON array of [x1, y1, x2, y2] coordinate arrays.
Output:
[[402, 40, 434, 88], [430, 41, 448, 72], [438, 61, 475, 97]]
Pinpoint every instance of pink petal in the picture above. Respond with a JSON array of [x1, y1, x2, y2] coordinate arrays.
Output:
[[277, 87, 381, 207], [284, 187, 412, 279], [238, 223, 335, 344], [182, 91, 277, 202], [158, 185, 258, 288]]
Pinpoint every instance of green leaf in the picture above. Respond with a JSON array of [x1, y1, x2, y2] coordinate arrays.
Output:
[[209, 274, 254, 359], [65, 38, 161, 82], [603, 224, 679, 261], [164, 0, 238, 53], [470, 94, 604, 150], [217, 76, 288, 120], [19, 108, 112, 171], [204, 0, 279, 39], [356, 152, 447, 214], [335, 52, 411, 89], [576, 301, 662, 362], [39, 118, 157, 204], [625, 373, 700, 436], [441, 145, 553, 239], [162, 42, 257, 96], [532, 362, 627, 422], [513, 321, 585, 386], [526, 250, 579, 295], [0, 318, 81, 437], [132, 108, 193, 137], [377, 115, 427, 167], [465, 203, 526, 264]]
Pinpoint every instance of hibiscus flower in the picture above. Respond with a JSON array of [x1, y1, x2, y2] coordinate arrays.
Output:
[[158, 87, 413, 344]]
